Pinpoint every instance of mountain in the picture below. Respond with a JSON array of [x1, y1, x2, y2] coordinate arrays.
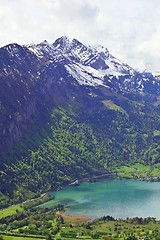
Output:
[[0, 36, 160, 207], [27, 36, 160, 94]]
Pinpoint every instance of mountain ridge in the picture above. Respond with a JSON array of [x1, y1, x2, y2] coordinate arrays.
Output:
[[26, 36, 160, 94], [2, 36, 160, 93], [0, 35, 159, 158]]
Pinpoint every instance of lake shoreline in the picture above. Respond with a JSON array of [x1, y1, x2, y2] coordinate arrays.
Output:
[[49, 171, 115, 193], [46, 179, 160, 220], [56, 210, 91, 222], [48, 169, 160, 195]]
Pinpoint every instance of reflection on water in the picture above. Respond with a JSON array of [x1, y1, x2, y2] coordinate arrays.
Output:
[[42, 180, 160, 219]]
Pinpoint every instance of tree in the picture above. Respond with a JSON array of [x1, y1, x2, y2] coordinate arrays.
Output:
[[46, 234, 52, 240]]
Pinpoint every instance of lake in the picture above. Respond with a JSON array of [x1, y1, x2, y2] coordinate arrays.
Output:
[[41, 180, 160, 219]]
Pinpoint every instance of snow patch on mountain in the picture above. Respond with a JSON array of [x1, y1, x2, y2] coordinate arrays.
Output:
[[65, 63, 104, 86], [26, 41, 56, 59]]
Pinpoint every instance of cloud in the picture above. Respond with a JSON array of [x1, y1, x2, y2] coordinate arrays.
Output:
[[0, 0, 160, 71], [53, 0, 99, 22]]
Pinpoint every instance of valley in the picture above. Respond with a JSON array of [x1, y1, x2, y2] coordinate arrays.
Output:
[[1, 182, 160, 240]]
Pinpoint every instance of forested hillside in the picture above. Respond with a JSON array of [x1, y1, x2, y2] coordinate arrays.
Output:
[[1, 93, 160, 208]]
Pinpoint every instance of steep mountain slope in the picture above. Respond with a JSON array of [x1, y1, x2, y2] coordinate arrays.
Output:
[[0, 36, 160, 207], [1, 36, 159, 157]]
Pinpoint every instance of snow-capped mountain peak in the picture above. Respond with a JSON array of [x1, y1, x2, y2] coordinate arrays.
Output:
[[39, 40, 49, 45], [53, 36, 73, 50], [24, 36, 160, 94]]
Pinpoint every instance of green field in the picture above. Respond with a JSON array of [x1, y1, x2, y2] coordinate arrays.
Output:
[[1, 236, 43, 240], [114, 163, 160, 180], [0, 204, 24, 219], [102, 100, 128, 115]]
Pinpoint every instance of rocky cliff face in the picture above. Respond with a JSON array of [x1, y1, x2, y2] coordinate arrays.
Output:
[[0, 41, 76, 158]]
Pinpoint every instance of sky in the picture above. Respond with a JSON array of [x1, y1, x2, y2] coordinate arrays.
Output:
[[1, 0, 160, 72]]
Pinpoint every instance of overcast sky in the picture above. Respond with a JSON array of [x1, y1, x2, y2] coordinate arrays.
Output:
[[1, 0, 160, 72]]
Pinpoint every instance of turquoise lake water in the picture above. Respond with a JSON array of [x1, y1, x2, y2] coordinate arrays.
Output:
[[41, 180, 160, 219]]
